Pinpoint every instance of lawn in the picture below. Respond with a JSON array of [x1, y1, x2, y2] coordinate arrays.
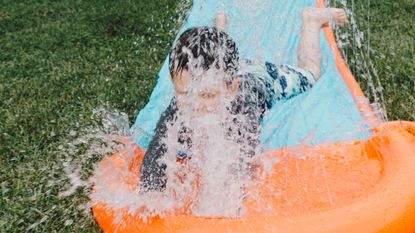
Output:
[[0, 0, 413, 232]]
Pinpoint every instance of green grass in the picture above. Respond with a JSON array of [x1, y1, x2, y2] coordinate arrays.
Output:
[[338, 0, 415, 120], [0, 0, 187, 232], [364, 0, 414, 120], [0, 0, 413, 232]]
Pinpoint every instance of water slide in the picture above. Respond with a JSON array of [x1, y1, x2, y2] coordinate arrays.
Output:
[[130, 0, 375, 150], [91, 0, 415, 232]]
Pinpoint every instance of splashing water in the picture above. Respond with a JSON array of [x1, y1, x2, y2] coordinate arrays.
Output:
[[53, 0, 392, 229], [330, 0, 388, 121], [90, 67, 263, 219], [58, 108, 130, 197], [48, 1, 193, 227], [161, 81, 255, 217]]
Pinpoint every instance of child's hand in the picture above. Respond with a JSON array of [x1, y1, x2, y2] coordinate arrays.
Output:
[[214, 11, 228, 32]]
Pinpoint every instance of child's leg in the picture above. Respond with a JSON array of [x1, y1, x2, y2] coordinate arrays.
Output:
[[298, 8, 348, 79], [214, 11, 228, 32]]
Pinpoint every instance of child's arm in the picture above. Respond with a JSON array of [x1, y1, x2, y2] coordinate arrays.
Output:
[[140, 100, 178, 192]]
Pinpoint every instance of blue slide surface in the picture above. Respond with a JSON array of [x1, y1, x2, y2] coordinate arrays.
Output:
[[130, 0, 372, 151]]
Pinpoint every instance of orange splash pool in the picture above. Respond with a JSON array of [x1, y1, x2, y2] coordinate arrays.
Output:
[[92, 121, 415, 233]]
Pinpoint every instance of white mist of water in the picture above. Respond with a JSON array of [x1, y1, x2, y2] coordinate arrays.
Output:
[[58, 108, 130, 198], [90, 69, 261, 219], [162, 83, 254, 217]]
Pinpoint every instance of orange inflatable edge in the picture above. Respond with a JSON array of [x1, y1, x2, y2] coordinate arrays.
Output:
[[316, 0, 379, 128], [262, 121, 415, 233], [91, 121, 415, 233]]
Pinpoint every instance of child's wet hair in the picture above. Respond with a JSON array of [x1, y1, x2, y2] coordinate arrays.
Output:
[[169, 27, 239, 84]]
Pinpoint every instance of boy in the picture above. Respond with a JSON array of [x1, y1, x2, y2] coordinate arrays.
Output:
[[140, 8, 349, 191]]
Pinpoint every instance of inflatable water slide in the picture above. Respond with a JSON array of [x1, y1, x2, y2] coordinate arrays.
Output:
[[91, 0, 415, 232]]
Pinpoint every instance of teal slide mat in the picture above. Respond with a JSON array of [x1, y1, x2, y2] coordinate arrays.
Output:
[[130, 0, 372, 151]]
